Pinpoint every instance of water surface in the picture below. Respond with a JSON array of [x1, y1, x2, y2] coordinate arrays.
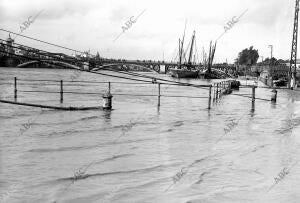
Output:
[[1, 68, 300, 203]]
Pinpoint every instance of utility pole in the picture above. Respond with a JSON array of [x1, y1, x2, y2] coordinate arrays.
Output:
[[268, 45, 274, 81], [289, 0, 299, 88]]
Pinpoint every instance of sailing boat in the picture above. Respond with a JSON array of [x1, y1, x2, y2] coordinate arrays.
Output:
[[199, 41, 217, 79], [199, 41, 231, 79], [169, 30, 199, 78]]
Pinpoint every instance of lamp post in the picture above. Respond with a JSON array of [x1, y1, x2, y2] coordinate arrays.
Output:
[[268, 45, 273, 60], [268, 45, 274, 83]]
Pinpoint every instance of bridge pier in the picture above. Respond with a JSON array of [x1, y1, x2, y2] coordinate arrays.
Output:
[[165, 65, 169, 73], [159, 65, 167, 74]]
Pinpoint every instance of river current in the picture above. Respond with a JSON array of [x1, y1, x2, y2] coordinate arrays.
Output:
[[1, 68, 300, 203]]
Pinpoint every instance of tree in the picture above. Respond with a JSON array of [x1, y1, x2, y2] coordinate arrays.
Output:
[[236, 46, 259, 65], [260, 57, 286, 65], [95, 52, 101, 61]]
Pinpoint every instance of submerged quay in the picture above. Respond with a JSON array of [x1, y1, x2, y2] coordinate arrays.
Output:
[[2, 0, 300, 202], [1, 67, 300, 202]]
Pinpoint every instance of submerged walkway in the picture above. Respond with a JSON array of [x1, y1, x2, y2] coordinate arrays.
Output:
[[0, 99, 102, 111]]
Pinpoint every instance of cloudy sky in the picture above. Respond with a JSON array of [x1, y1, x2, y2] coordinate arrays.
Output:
[[0, 0, 296, 63]]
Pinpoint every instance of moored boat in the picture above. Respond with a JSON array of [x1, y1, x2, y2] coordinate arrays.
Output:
[[168, 29, 199, 78], [169, 68, 199, 78]]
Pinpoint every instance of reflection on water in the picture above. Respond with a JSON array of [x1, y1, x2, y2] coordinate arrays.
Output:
[[103, 110, 112, 122], [0, 68, 300, 203]]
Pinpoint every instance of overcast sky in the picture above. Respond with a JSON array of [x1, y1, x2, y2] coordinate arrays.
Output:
[[0, 0, 296, 63]]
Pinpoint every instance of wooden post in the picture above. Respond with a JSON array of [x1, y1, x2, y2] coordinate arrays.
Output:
[[252, 86, 256, 102], [227, 81, 231, 92], [271, 89, 277, 102], [221, 82, 223, 92], [208, 85, 212, 109], [60, 80, 63, 103], [252, 86, 256, 111], [14, 77, 17, 100], [220, 82, 223, 95], [213, 84, 216, 101], [216, 83, 219, 100], [158, 83, 161, 107], [108, 82, 111, 93]]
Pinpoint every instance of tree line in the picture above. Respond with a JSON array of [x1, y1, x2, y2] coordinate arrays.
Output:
[[235, 46, 287, 66]]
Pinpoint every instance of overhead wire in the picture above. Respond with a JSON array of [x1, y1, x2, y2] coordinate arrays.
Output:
[[0, 30, 211, 88]]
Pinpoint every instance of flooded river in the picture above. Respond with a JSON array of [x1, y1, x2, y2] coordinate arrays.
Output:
[[1, 68, 300, 203]]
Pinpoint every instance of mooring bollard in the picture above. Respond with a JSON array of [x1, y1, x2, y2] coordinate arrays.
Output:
[[271, 89, 277, 102], [208, 85, 212, 109], [60, 80, 63, 103], [102, 92, 113, 110], [14, 77, 17, 100]]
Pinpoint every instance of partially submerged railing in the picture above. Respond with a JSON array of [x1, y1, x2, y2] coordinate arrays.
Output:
[[1, 77, 275, 111], [6, 77, 213, 110], [213, 80, 235, 101]]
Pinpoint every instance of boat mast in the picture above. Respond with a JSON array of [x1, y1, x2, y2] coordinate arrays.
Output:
[[207, 41, 212, 73], [179, 39, 182, 68], [202, 47, 206, 66], [211, 41, 217, 65], [188, 31, 196, 65], [179, 21, 187, 69], [207, 41, 217, 73]]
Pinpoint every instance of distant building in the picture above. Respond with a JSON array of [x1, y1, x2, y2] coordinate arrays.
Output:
[[15, 45, 25, 55], [0, 42, 5, 56], [0, 34, 20, 67], [253, 64, 289, 79], [6, 34, 15, 55], [283, 59, 300, 70], [83, 61, 89, 70]]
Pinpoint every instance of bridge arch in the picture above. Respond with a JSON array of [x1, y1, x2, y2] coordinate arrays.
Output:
[[17, 60, 82, 70], [17, 61, 40, 68]]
